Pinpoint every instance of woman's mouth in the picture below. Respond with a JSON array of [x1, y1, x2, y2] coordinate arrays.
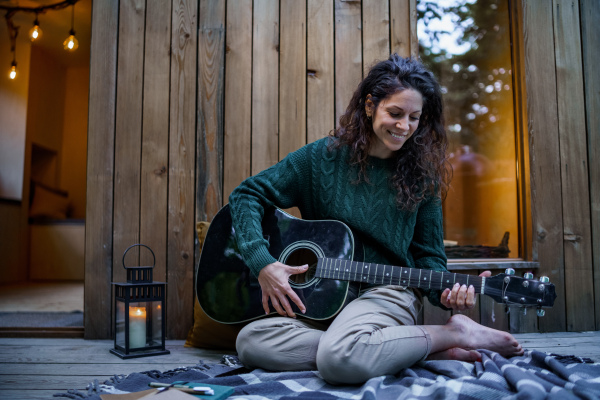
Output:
[[389, 131, 407, 140]]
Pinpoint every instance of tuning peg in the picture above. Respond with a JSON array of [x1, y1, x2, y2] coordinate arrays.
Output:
[[505, 268, 515, 275], [524, 272, 534, 279], [539, 276, 550, 283], [537, 309, 545, 317]]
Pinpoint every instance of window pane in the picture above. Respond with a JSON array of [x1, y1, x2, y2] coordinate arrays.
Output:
[[417, 0, 519, 258]]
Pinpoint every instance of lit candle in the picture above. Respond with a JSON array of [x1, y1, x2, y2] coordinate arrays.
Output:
[[129, 306, 146, 349]]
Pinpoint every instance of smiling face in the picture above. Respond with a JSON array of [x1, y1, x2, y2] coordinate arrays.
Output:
[[366, 88, 423, 159]]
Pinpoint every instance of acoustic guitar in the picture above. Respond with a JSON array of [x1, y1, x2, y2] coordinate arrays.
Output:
[[196, 205, 556, 324]]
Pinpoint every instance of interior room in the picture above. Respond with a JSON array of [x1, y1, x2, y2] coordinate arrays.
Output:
[[0, 0, 91, 334]]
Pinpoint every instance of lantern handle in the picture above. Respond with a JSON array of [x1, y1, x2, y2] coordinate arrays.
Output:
[[122, 243, 156, 269]]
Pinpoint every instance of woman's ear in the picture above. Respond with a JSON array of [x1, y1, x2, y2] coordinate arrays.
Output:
[[365, 94, 374, 118]]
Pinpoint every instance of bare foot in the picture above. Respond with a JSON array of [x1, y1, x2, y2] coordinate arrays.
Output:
[[427, 348, 481, 362], [447, 314, 524, 358]]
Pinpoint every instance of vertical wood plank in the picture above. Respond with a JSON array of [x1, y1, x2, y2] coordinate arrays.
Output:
[[279, 0, 307, 158], [579, 0, 600, 330], [390, 0, 410, 57], [168, 0, 197, 339], [307, 0, 335, 143], [85, 0, 118, 340], [223, 0, 252, 201], [335, 0, 363, 123], [113, 0, 146, 283], [522, 0, 566, 332], [197, 0, 226, 223], [409, 0, 417, 58], [252, 0, 280, 174], [362, 0, 389, 73], [552, 0, 594, 332], [140, 1, 172, 279]]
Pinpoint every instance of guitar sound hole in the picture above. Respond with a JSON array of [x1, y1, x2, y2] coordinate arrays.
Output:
[[286, 248, 318, 284]]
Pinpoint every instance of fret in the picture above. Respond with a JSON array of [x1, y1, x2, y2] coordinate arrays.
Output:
[[418, 269, 422, 288], [429, 270, 432, 289], [408, 268, 412, 287], [374, 264, 379, 284]]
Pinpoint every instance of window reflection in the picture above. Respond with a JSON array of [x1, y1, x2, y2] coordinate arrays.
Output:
[[417, 0, 519, 258]]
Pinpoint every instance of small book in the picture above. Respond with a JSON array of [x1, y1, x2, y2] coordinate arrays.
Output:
[[170, 381, 234, 400]]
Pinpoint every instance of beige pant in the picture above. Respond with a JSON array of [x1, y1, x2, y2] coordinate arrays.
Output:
[[235, 286, 432, 384]]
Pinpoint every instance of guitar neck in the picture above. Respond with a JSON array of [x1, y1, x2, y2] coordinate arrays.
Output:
[[316, 257, 483, 293]]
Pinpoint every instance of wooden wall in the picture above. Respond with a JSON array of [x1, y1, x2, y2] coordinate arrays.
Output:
[[522, 0, 599, 333], [85, 0, 599, 339], [85, 0, 417, 339]]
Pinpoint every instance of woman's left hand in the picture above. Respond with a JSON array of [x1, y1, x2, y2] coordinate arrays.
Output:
[[440, 270, 492, 311]]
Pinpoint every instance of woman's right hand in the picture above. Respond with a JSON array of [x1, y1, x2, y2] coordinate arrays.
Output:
[[257, 262, 308, 318]]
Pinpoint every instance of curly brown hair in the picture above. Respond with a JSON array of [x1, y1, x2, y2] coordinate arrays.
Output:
[[330, 54, 451, 211]]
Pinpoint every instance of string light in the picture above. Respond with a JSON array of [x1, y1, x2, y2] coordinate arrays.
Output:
[[63, 3, 78, 51], [0, 0, 80, 80], [29, 15, 43, 41], [9, 61, 17, 80]]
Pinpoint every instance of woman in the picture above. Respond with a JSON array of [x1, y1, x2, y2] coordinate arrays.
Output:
[[228, 54, 523, 385]]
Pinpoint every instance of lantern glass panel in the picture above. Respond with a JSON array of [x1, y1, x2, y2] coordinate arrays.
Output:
[[116, 300, 125, 349]]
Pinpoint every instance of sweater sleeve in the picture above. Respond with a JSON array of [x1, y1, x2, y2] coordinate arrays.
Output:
[[228, 146, 310, 278], [409, 195, 449, 309]]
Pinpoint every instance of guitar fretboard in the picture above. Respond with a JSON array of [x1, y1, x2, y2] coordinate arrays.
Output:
[[316, 257, 483, 293]]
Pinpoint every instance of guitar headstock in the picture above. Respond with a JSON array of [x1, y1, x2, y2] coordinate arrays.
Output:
[[483, 269, 557, 315]]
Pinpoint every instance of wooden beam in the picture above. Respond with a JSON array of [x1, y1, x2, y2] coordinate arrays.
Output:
[[522, 0, 566, 332], [84, 0, 118, 340], [552, 0, 595, 332], [223, 0, 252, 201], [197, 0, 226, 222], [279, 0, 307, 158], [362, 0, 389, 74], [252, 0, 279, 174], [334, 0, 362, 123], [579, 0, 600, 331], [168, 0, 197, 339], [113, 0, 146, 282], [140, 0, 172, 281], [307, 0, 335, 143]]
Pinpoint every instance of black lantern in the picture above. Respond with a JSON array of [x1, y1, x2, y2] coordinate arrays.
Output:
[[110, 244, 170, 359]]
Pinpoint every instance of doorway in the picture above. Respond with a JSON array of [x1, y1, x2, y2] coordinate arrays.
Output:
[[0, 0, 92, 336]]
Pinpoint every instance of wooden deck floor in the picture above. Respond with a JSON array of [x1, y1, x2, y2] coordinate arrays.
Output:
[[1, 332, 599, 400]]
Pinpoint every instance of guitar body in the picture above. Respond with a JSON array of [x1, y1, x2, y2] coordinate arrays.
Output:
[[196, 205, 363, 324]]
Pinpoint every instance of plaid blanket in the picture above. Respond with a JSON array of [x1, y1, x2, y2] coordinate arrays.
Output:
[[54, 350, 600, 400]]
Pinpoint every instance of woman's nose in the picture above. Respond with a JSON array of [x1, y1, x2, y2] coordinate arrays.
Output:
[[396, 117, 409, 130]]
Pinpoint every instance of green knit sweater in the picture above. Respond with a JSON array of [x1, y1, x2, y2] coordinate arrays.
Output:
[[229, 137, 448, 308]]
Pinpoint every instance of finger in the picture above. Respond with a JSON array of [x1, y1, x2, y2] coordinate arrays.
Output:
[[449, 283, 460, 306], [289, 264, 309, 275], [277, 294, 296, 318], [286, 289, 307, 314], [454, 284, 469, 310], [269, 295, 287, 317], [261, 293, 271, 315], [465, 285, 476, 309], [441, 288, 451, 307], [479, 270, 492, 278]]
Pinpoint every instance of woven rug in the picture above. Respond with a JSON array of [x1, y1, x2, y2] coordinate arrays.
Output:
[[0, 311, 83, 327], [53, 351, 600, 400]]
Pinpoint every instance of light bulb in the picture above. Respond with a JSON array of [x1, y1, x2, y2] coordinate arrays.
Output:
[[9, 63, 16, 80], [63, 30, 79, 51], [29, 19, 43, 41]]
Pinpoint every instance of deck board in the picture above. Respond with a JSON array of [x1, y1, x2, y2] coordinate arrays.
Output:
[[1, 333, 598, 399]]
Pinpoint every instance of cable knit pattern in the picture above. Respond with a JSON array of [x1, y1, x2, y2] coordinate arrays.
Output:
[[229, 137, 448, 308]]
